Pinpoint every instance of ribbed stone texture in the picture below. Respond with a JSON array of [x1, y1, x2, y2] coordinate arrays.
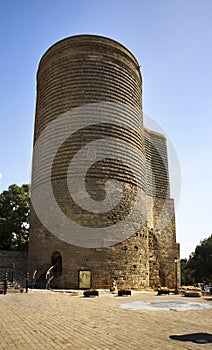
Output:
[[34, 35, 143, 140], [28, 35, 180, 290]]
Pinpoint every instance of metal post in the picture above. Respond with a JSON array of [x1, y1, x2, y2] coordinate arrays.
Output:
[[25, 272, 29, 293], [3, 272, 8, 295], [174, 257, 178, 294]]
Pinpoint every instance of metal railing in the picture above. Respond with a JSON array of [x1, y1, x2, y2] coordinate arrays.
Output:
[[32, 263, 51, 288], [0, 264, 29, 294], [0, 271, 7, 294], [46, 264, 62, 290]]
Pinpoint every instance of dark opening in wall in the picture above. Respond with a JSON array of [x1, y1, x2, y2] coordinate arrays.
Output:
[[51, 251, 62, 274]]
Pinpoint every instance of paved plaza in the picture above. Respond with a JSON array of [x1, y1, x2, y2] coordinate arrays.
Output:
[[0, 290, 211, 349]]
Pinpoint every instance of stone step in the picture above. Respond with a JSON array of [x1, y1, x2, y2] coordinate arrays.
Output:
[[0, 281, 25, 293]]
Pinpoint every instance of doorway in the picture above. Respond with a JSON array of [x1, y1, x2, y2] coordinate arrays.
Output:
[[51, 252, 62, 274], [79, 270, 91, 289]]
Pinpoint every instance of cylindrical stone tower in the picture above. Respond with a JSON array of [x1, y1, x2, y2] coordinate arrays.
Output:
[[28, 35, 179, 290], [29, 35, 149, 289]]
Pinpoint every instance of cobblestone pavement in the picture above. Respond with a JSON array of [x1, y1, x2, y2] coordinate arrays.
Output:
[[0, 290, 211, 350]]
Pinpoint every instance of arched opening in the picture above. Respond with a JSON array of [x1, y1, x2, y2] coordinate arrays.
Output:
[[51, 251, 62, 274]]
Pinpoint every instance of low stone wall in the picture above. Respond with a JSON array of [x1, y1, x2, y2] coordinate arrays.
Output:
[[0, 250, 28, 273]]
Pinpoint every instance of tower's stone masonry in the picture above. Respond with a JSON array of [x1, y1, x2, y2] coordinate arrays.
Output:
[[28, 35, 180, 290]]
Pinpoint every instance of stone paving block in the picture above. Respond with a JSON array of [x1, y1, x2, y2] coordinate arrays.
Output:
[[0, 290, 211, 349]]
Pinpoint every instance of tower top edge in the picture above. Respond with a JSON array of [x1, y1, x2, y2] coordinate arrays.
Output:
[[144, 127, 167, 140], [38, 34, 141, 69]]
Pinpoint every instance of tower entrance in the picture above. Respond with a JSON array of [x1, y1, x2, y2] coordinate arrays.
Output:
[[51, 252, 62, 274], [79, 270, 91, 289]]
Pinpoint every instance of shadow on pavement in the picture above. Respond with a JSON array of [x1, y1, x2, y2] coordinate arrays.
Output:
[[169, 333, 212, 344]]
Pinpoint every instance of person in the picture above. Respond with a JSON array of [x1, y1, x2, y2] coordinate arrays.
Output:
[[110, 279, 118, 293]]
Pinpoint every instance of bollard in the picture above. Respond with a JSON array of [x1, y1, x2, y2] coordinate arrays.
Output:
[[25, 272, 29, 293], [3, 272, 8, 295]]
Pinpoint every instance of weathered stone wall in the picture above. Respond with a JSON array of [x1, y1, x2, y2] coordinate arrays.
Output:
[[144, 129, 180, 288], [29, 205, 149, 289], [148, 197, 180, 288], [144, 128, 170, 198], [0, 250, 28, 274]]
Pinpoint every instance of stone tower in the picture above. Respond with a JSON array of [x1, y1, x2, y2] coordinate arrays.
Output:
[[28, 35, 180, 290]]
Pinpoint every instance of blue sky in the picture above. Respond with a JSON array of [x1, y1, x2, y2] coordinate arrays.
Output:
[[0, 0, 211, 258]]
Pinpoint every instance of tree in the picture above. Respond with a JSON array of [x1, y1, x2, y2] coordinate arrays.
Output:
[[187, 234, 212, 284], [180, 258, 193, 285], [0, 184, 30, 251], [181, 234, 212, 285]]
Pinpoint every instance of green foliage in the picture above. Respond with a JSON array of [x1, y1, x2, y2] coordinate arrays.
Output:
[[180, 258, 193, 285], [187, 234, 212, 283], [0, 184, 30, 251], [181, 234, 212, 284]]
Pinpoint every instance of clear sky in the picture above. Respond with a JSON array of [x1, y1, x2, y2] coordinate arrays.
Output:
[[0, 0, 211, 258]]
